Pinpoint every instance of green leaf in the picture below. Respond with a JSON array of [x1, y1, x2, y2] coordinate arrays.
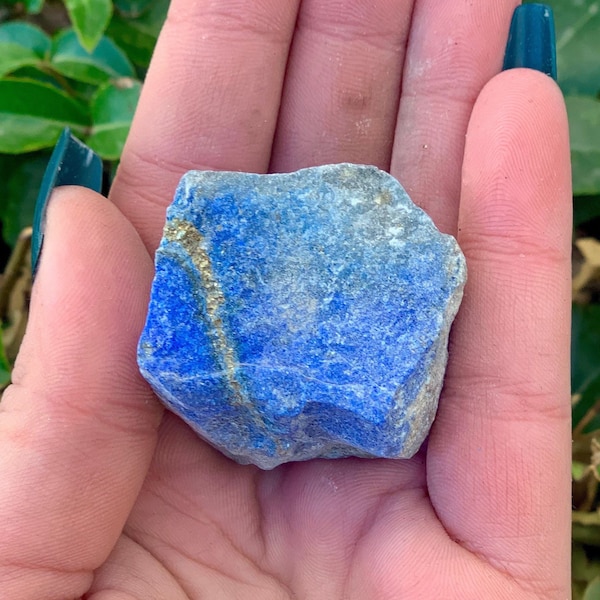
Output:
[[106, 0, 168, 68], [0, 79, 89, 153], [86, 79, 141, 159], [554, 0, 600, 96], [572, 303, 600, 394], [573, 460, 589, 480], [0, 22, 51, 56], [0, 153, 48, 247], [0, 43, 42, 78], [51, 29, 135, 85], [574, 522, 600, 546], [9, 66, 67, 92], [575, 196, 600, 229], [567, 96, 600, 196], [24, 0, 45, 13], [0, 332, 10, 388], [64, 0, 113, 53], [584, 577, 600, 600], [0, 22, 51, 77], [113, 0, 154, 17], [573, 542, 600, 583]]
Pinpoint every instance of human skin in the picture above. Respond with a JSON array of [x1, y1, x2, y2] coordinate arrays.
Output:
[[0, 1, 572, 598]]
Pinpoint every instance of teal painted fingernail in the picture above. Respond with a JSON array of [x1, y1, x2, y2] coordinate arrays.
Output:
[[503, 3, 557, 81], [31, 128, 102, 276]]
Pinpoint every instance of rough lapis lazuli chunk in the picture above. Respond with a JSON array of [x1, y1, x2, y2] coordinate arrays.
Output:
[[137, 163, 466, 469]]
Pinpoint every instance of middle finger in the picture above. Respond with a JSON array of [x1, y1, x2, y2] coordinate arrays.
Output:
[[270, 0, 415, 173]]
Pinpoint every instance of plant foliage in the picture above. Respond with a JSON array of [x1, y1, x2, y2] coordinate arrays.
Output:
[[0, 0, 168, 254]]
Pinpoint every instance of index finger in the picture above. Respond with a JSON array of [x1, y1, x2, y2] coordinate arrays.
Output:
[[110, 0, 300, 252]]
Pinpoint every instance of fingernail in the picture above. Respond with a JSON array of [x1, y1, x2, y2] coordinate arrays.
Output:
[[503, 3, 557, 81], [32, 128, 102, 276]]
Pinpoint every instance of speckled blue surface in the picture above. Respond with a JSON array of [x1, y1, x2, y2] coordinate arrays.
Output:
[[138, 164, 466, 469]]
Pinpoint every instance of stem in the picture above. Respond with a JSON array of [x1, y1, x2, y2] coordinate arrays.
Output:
[[0, 228, 32, 322]]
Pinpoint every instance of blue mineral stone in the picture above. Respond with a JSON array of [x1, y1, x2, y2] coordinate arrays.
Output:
[[137, 163, 466, 469]]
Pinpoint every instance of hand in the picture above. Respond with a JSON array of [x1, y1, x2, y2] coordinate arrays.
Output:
[[0, 2, 572, 598]]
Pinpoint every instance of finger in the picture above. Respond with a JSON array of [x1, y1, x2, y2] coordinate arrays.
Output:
[[0, 187, 162, 600], [270, 0, 413, 173], [111, 0, 300, 252], [428, 69, 571, 595], [390, 0, 519, 235]]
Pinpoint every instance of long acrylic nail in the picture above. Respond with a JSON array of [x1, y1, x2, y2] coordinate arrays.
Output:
[[31, 128, 102, 276], [503, 3, 557, 81]]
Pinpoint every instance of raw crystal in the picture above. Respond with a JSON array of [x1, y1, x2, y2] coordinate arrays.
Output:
[[138, 164, 466, 469]]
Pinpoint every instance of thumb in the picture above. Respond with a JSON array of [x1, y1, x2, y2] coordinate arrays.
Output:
[[428, 69, 572, 594], [0, 186, 163, 600]]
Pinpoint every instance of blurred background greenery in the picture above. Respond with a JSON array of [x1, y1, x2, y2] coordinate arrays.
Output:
[[0, 0, 168, 386], [0, 1, 599, 597]]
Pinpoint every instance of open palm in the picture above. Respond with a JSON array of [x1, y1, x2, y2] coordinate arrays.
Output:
[[0, 2, 572, 599]]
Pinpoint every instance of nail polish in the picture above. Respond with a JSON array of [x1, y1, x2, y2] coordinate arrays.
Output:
[[31, 128, 102, 276], [503, 3, 557, 81]]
